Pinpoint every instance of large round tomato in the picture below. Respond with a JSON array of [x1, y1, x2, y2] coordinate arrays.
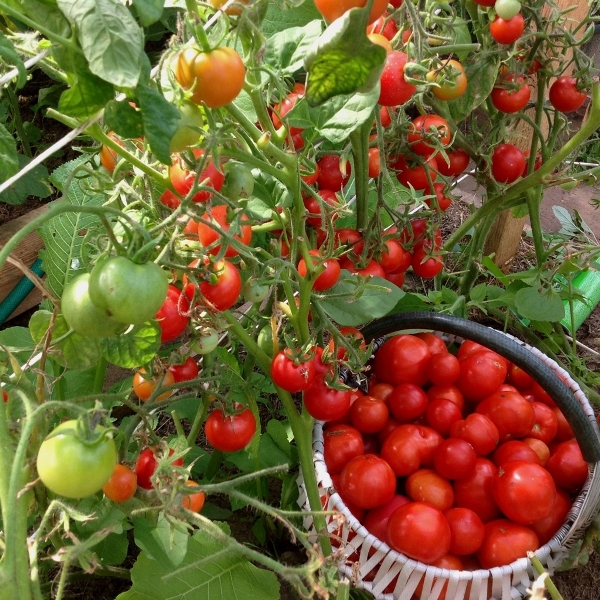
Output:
[[450, 413, 499, 456], [196, 205, 252, 257], [453, 457, 501, 523], [363, 494, 410, 541], [378, 51, 416, 107], [62, 273, 126, 338], [349, 395, 389, 433], [102, 464, 137, 503], [37, 420, 117, 499], [433, 438, 476, 480], [477, 519, 539, 568], [169, 356, 199, 383], [183, 258, 242, 312], [88, 257, 168, 325], [387, 383, 428, 423], [546, 440, 588, 492], [303, 378, 352, 422], [445, 507, 486, 556], [549, 76, 588, 113], [373, 334, 431, 387], [339, 454, 396, 509], [456, 350, 508, 402], [323, 424, 365, 474], [405, 468, 454, 512], [387, 502, 451, 564], [476, 390, 535, 440], [407, 115, 451, 156], [156, 284, 190, 343], [489, 14, 525, 45], [427, 59, 468, 101], [204, 407, 257, 452], [314, 0, 388, 24], [531, 489, 572, 545], [491, 75, 531, 113], [270, 349, 316, 393], [174, 46, 245, 108], [426, 398, 463, 436], [493, 460, 556, 524], [491, 143, 526, 184]]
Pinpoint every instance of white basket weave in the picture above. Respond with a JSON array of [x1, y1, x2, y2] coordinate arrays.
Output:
[[297, 330, 600, 600]]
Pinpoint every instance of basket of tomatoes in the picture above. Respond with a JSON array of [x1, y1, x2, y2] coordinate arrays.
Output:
[[297, 312, 600, 600]]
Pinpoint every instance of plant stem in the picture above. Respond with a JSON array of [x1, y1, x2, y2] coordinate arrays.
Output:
[[92, 357, 107, 395], [529, 554, 565, 600], [6, 87, 32, 158], [349, 119, 372, 232], [526, 187, 546, 265]]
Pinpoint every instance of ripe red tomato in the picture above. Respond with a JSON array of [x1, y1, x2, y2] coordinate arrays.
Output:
[[392, 154, 438, 190], [156, 285, 190, 343], [169, 356, 199, 383], [271, 93, 302, 135], [369, 382, 394, 402], [161, 158, 225, 207], [522, 437, 551, 466], [508, 364, 535, 390], [339, 454, 396, 509], [303, 378, 352, 422], [2, 390, 7, 403], [196, 205, 252, 258], [387, 502, 451, 564], [426, 398, 463, 436], [531, 489, 572, 545], [456, 350, 508, 402], [363, 494, 410, 541], [489, 14, 525, 45], [457, 340, 491, 359], [298, 250, 341, 291], [433, 438, 476, 480], [453, 457, 501, 523], [373, 334, 431, 387], [426, 352, 460, 386], [335, 227, 365, 256], [491, 75, 531, 113], [380, 424, 423, 476], [411, 243, 444, 278], [314, 0, 388, 24], [349, 395, 389, 433], [378, 51, 416, 107], [549, 77, 588, 113], [183, 258, 242, 312], [367, 147, 380, 178], [387, 383, 428, 423], [316, 155, 351, 191], [436, 149, 470, 177], [414, 332, 448, 355], [378, 239, 406, 273], [366, 12, 399, 40], [406, 468, 454, 512], [427, 59, 468, 101], [204, 407, 257, 452], [135, 448, 184, 490], [477, 519, 539, 569], [323, 425, 365, 474], [444, 507, 486, 556], [450, 413, 500, 456], [407, 115, 451, 157], [476, 390, 535, 441], [553, 407, 575, 441], [546, 440, 588, 491], [426, 182, 452, 212], [491, 143, 526, 184], [493, 440, 542, 466], [327, 326, 366, 361], [304, 189, 340, 227], [427, 385, 465, 410], [493, 460, 556, 524], [270, 350, 316, 393], [528, 401, 559, 444], [103, 464, 137, 502]]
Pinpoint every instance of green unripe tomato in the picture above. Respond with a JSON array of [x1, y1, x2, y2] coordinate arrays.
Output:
[[243, 278, 269, 304], [495, 0, 521, 20], [257, 324, 275, 357], [169, 101, 205, 154], [221, 161, 255, 200], [37, 420, 117, 499], [88, 257, 169, 325], [191, 327, 219, 354], [61, 274, 126, 338], [560, 180, 578, 190]]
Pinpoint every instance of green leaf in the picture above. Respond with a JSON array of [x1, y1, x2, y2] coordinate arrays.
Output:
[[136, 83, 180, 165], [100, 321, 161, 368], [0, 154, 51, 205], [442, 17, 472, 63], [320, 272, 405, 326], [262, 0, 322, 36], [389, 292, 430, 314], [514, 286, 565, 322], [57, 0, 144, 88], [58, 67, 114, 118], [133, 514, 189, 569], [0, 122, 18, 183], [117, 528, 280, 600], [249, 170, 292, 210], [104, 99, 145, 139], [0, 327, 35, 365], [132, 0, 165, 26], [266, 419, 294, 462], [264, 20, 323, 76], [304, 8, 386, 106], [0, 32, 26, 89], [470, 283, 488, 303], [93, 531, 130, 566], [448, 54, 500, 122], [511, 203, 529, 219], [39, 159, 104, 297]]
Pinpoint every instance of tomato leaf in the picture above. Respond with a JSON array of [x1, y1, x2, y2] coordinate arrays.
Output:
[[104, 99, 145, 139], [100, 321, 161, 368], [262, 0, 322, 36], [135, 83, 180, 165], [514, 286, 566, 322], [264, 20, 323, 76], [320, 273, 405, 326], [57, 0, 144, 88], [0, 154, 51, 205], [0, 122, 19, 183], [0, 32, 26, 89], [132, 513, 189, 570], [58, 69, 115, 118], [117, 528, 280, 600], [304, 8, 386, 106], [132, 0, 165, 27]]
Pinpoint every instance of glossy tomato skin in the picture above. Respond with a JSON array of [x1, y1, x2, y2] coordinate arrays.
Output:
[[407, 115, 452, 156], [387, 383, 429, 423], [270, 350, 316, 393], [426, 398, 463, 436], [169, 356, 199, 383], [387, 502, 451, 564], [196, 205, 252, 257], [546, 440, 588, 492], [436, 149, 470, 177], [491, 143, 526, 183], [450, 413, 499, 455], [323, 425, 365, 474], [298, 250, 341, 291], [363, 494, 410, 541], [426, 352, 460, 386], [456, 350, 508, 402], [531, 488, 572, 545], [314, 0, 388, 24], [135, 448, 184, 490], [445, 507, 486, 556], [339, 454, 396, 509], [103, 464, 137, 503], [476, 390, 535, 441], [427, 59, 468, 101], [414, 332, 447, 355], [133, 369, 176, 403], [183, 258, 242, 312], [175, 46, 245, 108], [316, 155, 351, 191], [378, 51, 416, 107], [181, 480, 206, 512], [493, 440, 542, 466], [453, 457, 501, 523], [434, 437, 477, 480], [489, 14, 525, 45], [405, 468, 454, 512], [491, 75, 531, 113], [349, 395, 389, 433], [528, 401, 559, 444], [392, 155, 438, 190], [493, 460, 556, 524], [380, 424, 422, 476], [411, 243, 444, 278], [204, 408, 257, 452], [37, 420, 117, 499], [549, 77, 587, 113], [477, 519, 539, 569], [162, 158, 225, 207], [156, 285, 190, 343], [303, 378, 352, 422], [373, 334, 431, 387]]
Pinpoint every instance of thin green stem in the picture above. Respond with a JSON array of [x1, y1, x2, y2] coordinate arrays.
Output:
[[526, 187, 546, 265], [529, 554, 565, 600], [92, 357, 107, 395], [6, 87, 32, 158], [349, 120, 372, 232]]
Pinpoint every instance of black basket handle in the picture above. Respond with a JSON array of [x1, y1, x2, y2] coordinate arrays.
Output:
[[361, 312, 600, 464]]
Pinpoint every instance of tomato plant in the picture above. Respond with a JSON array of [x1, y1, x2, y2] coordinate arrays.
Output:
[[204, 407, 257, 452], [549, 76, 588, 113]]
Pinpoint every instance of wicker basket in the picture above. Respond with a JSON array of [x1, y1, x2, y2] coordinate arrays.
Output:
[[297, 313, 600, 600]]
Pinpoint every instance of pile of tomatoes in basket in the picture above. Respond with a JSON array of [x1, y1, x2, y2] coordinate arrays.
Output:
[[322, 332, 587, 571]]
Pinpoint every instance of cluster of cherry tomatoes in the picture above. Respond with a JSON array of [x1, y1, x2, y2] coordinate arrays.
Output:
[[319, 332, 587, 578]]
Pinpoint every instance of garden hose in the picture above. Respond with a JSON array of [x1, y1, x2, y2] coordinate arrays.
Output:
[[361, 311, 600, 463], [561, 270, 600, 333], [0, 258, 44, 326]]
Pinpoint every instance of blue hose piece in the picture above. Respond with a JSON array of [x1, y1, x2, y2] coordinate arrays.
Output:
[[0, 258, 45, 326]]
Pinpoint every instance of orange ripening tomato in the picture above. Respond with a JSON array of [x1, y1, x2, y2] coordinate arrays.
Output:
[[133, 369, 176, 402], [174, 46, 245, 108], [99, 132, 123, 173], [181, 481, 206, 512], [314, 0, 388, 24], [102, 464, 137, 502]]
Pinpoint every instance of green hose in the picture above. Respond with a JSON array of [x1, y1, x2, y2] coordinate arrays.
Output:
[[0, 258, 45, 326]]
